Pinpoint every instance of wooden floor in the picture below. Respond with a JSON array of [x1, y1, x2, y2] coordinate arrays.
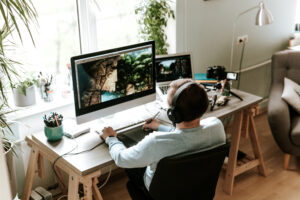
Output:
[[100, 113, 300, 200]]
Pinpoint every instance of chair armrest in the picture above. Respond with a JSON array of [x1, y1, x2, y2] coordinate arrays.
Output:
[[268, 85, 291, 145]]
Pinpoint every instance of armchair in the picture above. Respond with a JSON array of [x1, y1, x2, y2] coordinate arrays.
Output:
[[268, 50, 300, 169]]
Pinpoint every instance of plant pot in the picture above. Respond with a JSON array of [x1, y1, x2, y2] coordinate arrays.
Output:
[[13, 85, 36, 107], [4, 143, 17, 198], [44, 125, 64, 141]]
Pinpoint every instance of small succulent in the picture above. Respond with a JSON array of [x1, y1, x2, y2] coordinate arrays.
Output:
[[13, 74, 39, 96]]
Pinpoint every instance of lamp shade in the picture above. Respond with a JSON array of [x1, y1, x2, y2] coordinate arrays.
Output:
[[256, 2, 274, 26]]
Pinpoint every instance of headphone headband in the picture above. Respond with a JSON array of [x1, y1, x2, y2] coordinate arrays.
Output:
[[171, 81, 196, 107], [167, 81, 198, 125]]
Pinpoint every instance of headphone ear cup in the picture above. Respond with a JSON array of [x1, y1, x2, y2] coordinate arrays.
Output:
[[172, 109, 182, 124], [167, 108, 176, 123], [167, 107, 182, 124]]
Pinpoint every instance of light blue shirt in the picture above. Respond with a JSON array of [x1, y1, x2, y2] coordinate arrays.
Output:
[[105, 117, 226, 190]]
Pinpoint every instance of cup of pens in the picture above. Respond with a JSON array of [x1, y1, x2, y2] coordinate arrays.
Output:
[[43, 112, 64, 141]]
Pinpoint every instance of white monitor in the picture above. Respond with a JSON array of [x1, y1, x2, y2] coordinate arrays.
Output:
[[71, 41, 156, 124]]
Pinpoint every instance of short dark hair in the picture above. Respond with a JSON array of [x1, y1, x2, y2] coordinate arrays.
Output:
[[167, 79, 209, 122]]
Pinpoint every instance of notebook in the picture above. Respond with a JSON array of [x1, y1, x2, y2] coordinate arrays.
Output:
[[155, 52, 194, 104]]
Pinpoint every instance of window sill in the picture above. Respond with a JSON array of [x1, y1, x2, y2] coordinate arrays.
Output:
[[7, 93, 74, 121]]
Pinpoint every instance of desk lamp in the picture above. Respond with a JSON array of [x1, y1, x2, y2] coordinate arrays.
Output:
[[229, 1, 274, 89]]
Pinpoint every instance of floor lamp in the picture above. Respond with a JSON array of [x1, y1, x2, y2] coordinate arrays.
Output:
[[229, 1, 274, 89]]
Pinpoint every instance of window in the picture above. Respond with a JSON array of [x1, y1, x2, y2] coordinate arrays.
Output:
[[7, 0, 80, 75], [7, 0, 175, 75], [77, 0, 176, 54], [77, 0, 141, 54]]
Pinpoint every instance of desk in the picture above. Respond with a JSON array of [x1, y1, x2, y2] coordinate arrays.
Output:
[[21, 104, 158, 200], [22, 132, 111, 200], [22, 89, 266, 199], [206, 89, 267, 195]]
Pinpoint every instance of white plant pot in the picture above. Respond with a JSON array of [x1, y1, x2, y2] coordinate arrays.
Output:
[[13, 85, 36, 107]]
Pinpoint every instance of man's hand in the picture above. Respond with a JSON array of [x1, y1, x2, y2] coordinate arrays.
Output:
[[143, 119, 160, 132], [100, 127, 117, 140]]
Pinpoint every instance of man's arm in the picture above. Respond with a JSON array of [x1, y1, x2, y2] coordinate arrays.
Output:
[[105, 135, 157, 168], [157, 124, 174, 132], [143, 119, 174, 132], [100, 123, 171, 169]]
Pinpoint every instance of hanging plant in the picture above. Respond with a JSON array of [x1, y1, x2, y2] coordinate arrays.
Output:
[[135, 0, 175, 55]]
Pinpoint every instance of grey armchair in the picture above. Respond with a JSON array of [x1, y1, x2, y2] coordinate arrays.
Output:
[[268, 50, 300, 169]]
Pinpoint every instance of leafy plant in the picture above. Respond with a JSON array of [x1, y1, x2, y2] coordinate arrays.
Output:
[[13, 75, 39, 96], [0, 0, 37, 152], [135, 0, 175, 55]]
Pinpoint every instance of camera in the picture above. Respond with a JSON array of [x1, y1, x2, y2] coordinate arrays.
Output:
[[206, 66, 238, 81]]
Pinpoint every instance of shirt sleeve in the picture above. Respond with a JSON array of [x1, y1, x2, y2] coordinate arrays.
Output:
[[105, 135, 158, 168], [157, 124, 174, 132]]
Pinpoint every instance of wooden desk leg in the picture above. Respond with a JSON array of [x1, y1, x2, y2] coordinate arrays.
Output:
[[22, 147, 39, 200], [92, 178, 103, 200], [248, 112, 267, 176], [223, 111, 243, 195], [241, 112, 249, 138], [37, 154, 45, 179], [54, 166, 67, 194], [68, 174, 79, 200], [83, 179, 93, 200]]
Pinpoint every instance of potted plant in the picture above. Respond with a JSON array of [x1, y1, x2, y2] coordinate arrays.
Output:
[[135, 0, 175, 55], [12, 76, 39, 107], [0, 0, 37, 198]]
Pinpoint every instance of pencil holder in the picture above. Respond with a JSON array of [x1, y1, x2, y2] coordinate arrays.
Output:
[[44, 125, 64, 141]]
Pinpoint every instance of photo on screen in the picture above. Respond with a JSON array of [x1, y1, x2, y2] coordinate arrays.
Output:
[[155, 55, 192, 82], [75, 47, 153, 109]]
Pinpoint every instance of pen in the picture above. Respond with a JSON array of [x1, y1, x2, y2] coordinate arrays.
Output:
[[147, 111, 160, 124], [54, 115, 59, 127]]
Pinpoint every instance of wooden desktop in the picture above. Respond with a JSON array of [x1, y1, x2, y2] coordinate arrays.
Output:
[[22, 89, 266, 199]]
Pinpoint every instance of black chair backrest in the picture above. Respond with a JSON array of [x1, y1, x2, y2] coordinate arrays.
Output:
[[149, 143, 229, 200]]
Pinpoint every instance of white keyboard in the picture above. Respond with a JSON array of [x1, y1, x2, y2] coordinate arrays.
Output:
[[96, 104, 160, 134], [95, 118, 148, 135], [113, 120, 146, 133]]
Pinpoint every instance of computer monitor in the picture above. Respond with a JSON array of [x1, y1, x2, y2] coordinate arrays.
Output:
[[71, 41, 156, 124], [155, 53, 194, 83]]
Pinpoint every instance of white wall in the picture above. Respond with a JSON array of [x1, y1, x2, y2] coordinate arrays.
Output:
[[0, 140, 12, 199], [176, 0, 297, 97]]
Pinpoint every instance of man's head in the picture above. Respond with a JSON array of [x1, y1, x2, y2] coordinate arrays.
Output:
[[167, 79, 209, 123]]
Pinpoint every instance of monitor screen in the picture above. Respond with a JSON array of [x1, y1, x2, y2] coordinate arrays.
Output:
[[155, 54, 193, 82], [71, 41, 156, 124]]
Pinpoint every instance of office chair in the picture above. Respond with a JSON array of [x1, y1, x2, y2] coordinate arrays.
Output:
[[126, 143, 229, 200]]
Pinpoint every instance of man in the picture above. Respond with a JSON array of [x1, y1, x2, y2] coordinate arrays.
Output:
[[100, 79, 226, 194]]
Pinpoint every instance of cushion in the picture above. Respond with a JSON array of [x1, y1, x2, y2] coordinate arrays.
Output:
[[281, 77, 300, 113], [296, 87, 300, 97], [290, 115, 300, 145]]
